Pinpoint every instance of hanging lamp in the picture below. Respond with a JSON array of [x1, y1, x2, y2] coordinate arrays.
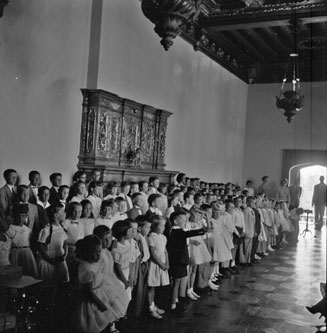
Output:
[[141, 0, 200, 51], [276, 53, 304, 123]]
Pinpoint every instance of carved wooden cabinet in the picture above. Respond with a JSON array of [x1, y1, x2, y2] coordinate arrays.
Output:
[[78, 89, 176, 183]]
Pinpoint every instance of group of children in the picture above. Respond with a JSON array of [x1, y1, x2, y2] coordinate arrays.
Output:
[[0, 169, 303, 332]]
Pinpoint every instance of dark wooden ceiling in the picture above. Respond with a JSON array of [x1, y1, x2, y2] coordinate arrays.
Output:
[[180, 0, 327, 83]]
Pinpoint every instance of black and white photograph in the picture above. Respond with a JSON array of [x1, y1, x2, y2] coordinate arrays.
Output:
[[0, 0, 326, 332]]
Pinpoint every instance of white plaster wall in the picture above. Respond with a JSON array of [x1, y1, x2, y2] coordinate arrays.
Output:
[[0, 0, 91, 186], [97, 0, 248, 183], [243, 81, 327, 196], [0, 0, 248, 187]]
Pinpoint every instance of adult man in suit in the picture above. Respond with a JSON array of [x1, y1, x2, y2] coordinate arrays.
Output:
[[49, 172, 62, 205], [258, 175, 270, 196], [28, 170, 41, 205], [128, 193, 143, 220], [312, 175, 327, 231], [0, 169, 18, 227]]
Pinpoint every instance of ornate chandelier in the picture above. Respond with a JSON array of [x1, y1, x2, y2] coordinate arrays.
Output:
[[0, 0, 9, 18], [141, 0, 200, 51], [276, 53, 304, 123]]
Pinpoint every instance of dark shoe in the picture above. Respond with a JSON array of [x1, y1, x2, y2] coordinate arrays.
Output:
[[306, 306, 316, 314], [221, 268, 231, 276], [226, 267, 236, 275], [247, 263, 254, 267], [211, 278, 221, 285], [229, 267, 238, 274]]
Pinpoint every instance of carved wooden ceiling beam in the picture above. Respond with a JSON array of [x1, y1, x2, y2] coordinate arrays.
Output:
[[279, 25, 297, 48], [180, 25, 249, 82], [0, 0, 9, 18], [210, 30, 252, 64], [261, 27, 291, 56], [246, 28, 279, 61], [200, 3, 327, 30], [232, 29, 267, 62]]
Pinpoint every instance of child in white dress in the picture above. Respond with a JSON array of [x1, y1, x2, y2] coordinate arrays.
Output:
[[80, 199, 95, 236], [95, 200, 116, 229], [73, 235, 117, 333], [61, 202, 84, 281], [69, 181, 87, 204], [93, 225, 130, 333], [111, 220, 134, 300], [37, 203, 69, 284], [9, 204, 38, 278], [211, 202, 232, 277], [113, 197, 128, 222], [278, 201, 293, 244], [147, 217, 169, 319], [187, 208, 212, 300], [128, 220, 141, 290]]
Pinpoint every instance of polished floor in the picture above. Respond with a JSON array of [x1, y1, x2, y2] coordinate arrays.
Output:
[[119, 221, 326, 333]]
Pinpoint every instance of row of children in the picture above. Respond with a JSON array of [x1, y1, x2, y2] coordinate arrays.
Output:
[[0, 168, 302, 332]]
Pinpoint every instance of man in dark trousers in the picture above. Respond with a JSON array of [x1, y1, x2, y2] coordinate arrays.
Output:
[[312, 176, 327, 231]]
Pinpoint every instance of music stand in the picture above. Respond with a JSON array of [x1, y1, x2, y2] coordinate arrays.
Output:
[[301, 209, 313, 237]]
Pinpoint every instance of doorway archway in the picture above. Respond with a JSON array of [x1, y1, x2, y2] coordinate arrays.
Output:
[[296, 165, 327, 210], [282, 149, 327, 180]]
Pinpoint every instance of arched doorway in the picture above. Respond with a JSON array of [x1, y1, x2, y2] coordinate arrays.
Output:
[[298, 165, 327, 210], [289, 163, 327, 224]]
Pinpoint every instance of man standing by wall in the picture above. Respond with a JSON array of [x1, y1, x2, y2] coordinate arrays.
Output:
[[289, 178, 302, 210], [258, 176, 269, 196], [312, 176, 327, 231]]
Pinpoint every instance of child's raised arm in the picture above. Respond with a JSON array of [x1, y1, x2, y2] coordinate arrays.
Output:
[[184, 228, 205, 238]]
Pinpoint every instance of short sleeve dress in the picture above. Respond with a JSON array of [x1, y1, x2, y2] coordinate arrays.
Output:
[[95, 217, 115, 230], [9, 224, 38, 278], [73, 250, 130, 332], [61, 219, 85, 259], [37, 224, 69, 284], [188, 221, 212, 266], [212, 216, 233, 263], [74, 256, 122, 333], [278, 209, 293, 232], [111, 241, 132, 299], [80, 218, 95, 236], [147, 232, 169, 287]]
